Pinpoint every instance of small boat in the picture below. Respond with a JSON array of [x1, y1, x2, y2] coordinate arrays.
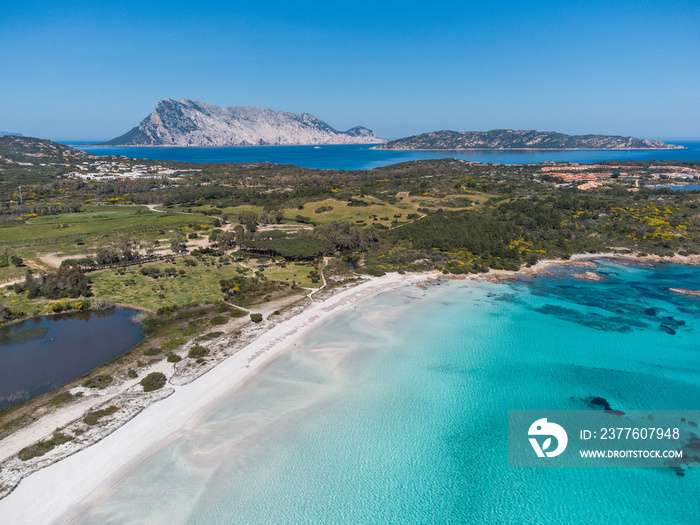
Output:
[[314, 146, 321, 149]]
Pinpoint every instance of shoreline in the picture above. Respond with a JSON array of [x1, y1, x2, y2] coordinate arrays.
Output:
[[1, 252, 699, 523], [475, 252, 700, 283], [76, 142, 385, 149], [0, 272, 431, 524], [370, 146, 686, 151]]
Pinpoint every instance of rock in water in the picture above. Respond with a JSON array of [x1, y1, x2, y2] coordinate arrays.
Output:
[[102, 99, 383, 146], [571, 271, 604, 281]]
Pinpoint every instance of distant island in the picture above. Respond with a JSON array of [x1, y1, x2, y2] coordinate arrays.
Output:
[[373, 129, 684, 150], [101, 99, 383, 147]]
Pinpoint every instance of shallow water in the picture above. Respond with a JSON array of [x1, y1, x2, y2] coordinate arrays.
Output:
[[0, 308, 144, 411], [77, 262, 700, 524]]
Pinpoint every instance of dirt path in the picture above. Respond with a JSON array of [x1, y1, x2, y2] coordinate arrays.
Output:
[[0, 278, 24, 289], [307, 257, 329, 301], [38, 254, 92, 268]]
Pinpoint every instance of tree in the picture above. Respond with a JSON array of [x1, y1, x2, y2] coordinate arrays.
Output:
[[16, 265, 91, 299], [170, 234, 187, 254], [140, 372, 166, 392], [140, 239, 156, 257], [216, 231, 237, 249], [239, 210, 258, 226], [116, 237, 137, 260], [188, 344, 209, 359]]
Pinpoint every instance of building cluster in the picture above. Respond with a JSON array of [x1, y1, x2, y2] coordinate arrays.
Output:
[[541, 163, 700, 191], [66, 160, 200, 181], [649, 166, 700, 180]]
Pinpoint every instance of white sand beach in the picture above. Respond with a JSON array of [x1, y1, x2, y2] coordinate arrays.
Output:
[[2, 250, 699, 524], [0, 272, 430, 525]]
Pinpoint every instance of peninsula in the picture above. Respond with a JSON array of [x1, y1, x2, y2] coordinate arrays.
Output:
[[373, 129, 683, 150]]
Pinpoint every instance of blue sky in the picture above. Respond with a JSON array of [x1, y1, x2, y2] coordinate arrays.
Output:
[[1, 1, 699, 141]]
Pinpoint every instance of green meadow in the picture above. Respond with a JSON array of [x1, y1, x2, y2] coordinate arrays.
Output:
[[90, 257, 317, 311]]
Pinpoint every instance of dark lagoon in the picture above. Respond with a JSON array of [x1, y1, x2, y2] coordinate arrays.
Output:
[[71, 141, 700, 170], [0, 308, 144, 411]]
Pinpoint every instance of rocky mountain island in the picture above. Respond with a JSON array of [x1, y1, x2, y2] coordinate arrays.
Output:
[[374, 129, 683, 150], [102, 99, 383, 147]]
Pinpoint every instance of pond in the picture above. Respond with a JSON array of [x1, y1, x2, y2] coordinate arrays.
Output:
[[0, 308, 145, 412], [649, 184, 700, 191]]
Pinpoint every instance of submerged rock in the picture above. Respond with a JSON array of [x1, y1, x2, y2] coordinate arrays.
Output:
[[589, 396, 625, 415], [572, 261, 600, 268], [590, 397, 611, 410], [659, 325, 677, 335], [572, 271, 603, 281], [669, 288, 700, 297]]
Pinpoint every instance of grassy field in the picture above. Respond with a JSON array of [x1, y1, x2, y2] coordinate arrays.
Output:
[[0, 264, 33, 284], [169, 204, 265, 222], [91, 258, 238, 310], [0, 205, 213, 255], [166, 193, 493, 231], [286, 197, 417, 227], [90, 257, 317, 310], [0, 287, 58, 318], [253, 260, 317, 287]]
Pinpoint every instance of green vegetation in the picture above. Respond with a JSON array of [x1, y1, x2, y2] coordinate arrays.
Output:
[[375, 129, 676, 150], [198, 331, 223, 341], [18, 431, 72, 461], [240, 237, 332, 260], [188, 344, 209, 359], [140, 372, 166, 392], [3, 136, 700, 434], [4, 151, 699, 321], [229, 307, 248, 318], [13, 265, 91, 299], [83, 405, 119, 426], [1, 206, 208, 254], [82, 374, 113, 390], [219, 275, 289, 307], [162, 338, 185, 351], [49, 392, 76, 407], [91, 259, 242, 310]]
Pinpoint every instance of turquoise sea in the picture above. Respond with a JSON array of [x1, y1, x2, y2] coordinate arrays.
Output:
[[72, 142, 700, 170], [76, 260, 700, 524]]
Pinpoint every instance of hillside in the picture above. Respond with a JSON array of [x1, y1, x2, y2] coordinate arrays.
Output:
[[0, 135, 95, 164], [374, 129, 683, 150], [102, 99, 383, 147]]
